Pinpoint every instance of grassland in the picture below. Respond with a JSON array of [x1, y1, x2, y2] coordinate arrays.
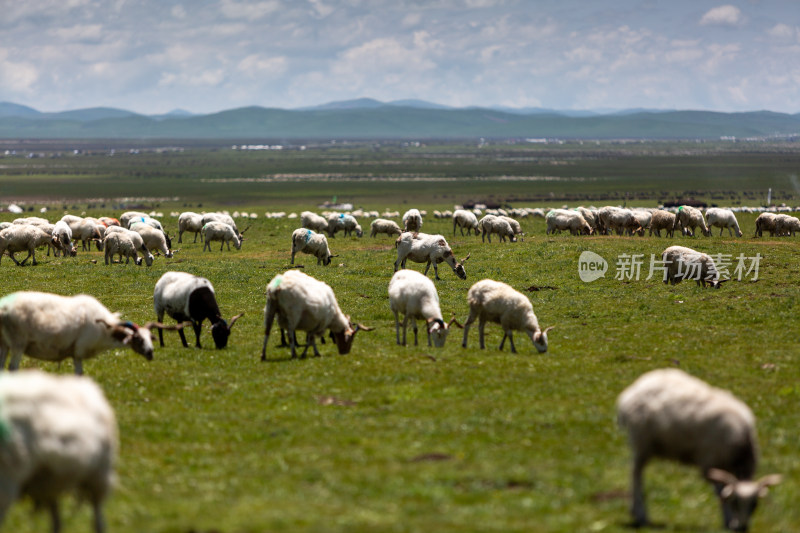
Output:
[[0, 143, 799, 532]]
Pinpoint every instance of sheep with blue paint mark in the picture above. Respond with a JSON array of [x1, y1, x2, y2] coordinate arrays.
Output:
[[291, 228, 335, 265]]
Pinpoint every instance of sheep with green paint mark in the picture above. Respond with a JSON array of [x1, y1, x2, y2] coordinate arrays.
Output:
[[0, 369, 118, 533], [290, 228, 335, 265]]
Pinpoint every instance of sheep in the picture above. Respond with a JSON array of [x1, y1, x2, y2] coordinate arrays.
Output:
[[477, 214, 498, 240], [153, 271, 243, 349], [103, 231, 142, 266], [261, 270, 371, 359], [575, 206, 599, 233], [674, 205, 711, 237], [754, 212, 777, 237], [51, 219, 77, 257], [202, 221, 242, 251], [131, 222, 173, 258], [394, 232, 469, 281], [326, 213, 362, 237], [126, 215, 163, 233], [0, 369, 117, 533], [301, 211, 329, 234], [499, 215, 523, 240], [662, 245, 725, 288], [774, 214, 800, 236], [118, 211, 149, 228], [97, 216, 120, 228], [291, 228, 335, 265], [369, 218, 402, 238], [452, 209, 480, 236], [461, 279, 553, 353], [706, 207, 743, 237], [178, 211, 204, 243], [103, 226, 154, 266], [649, 209, 677, 237], [631, 208, 652, 236], [0, 291, 173, 374], [74, 218, 106, 251], [388, 269, 461, 347], [545, 209, 592, 235], [617, 368, 782, 531], [480, 215, 517, 242], [599, 207, 643, 236], [0, 224, 60, 266], [402, 208, 423, 232], [342, 214, 363, 237]]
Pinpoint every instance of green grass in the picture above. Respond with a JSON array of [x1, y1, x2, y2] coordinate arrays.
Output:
[[0, 208, 798, 533]]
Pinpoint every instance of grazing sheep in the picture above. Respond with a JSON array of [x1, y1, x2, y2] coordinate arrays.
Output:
[[706, 208, 743, 237], [754, 213, 777, 237], [0, 291, 170, 374], [649, 210, 677, 237], [388, 269, 461, 347], [74, 218, 106, 251], [103, 231, 142, 266], [97, 216, 120, 228], [545, 209, 592, 235], [480, 215, 518, 242], [402, 208, 423, 232], [201, 212, 239, 235], [131, 222, 173, 258], [452, 209, 480, 236], [103, 226, 154, 266], [370, 218, 402, 238], [0, 225, 60, 266], [153, 272, 243, 349], [774, 214, 800, 236], [394, 232, 469, 280], [599, 207, 642, 236], [291, 228, 335, 265], [674, 205, 711, 237], [178, 211, 204, 243], [202, 221, 242, 252], [325, 213, 361, 237], [617, 368, 782, 531], [575, 206, 599, 233], [301, 211, 329, 234], [499, 215, 523, 240], [662, 245, 725, 288], [342, 214, 363, 237], [0, 369, 117, 533], [118, 211, 149, 228], [261, 270, 371, 359], [631, 209, 652, 236], [51, 220, 77, 257], [461, 279, 553, 353]]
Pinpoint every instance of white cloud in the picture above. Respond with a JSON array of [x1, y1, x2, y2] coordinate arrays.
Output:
[[237, 54, 288, 77], [309, 0, 334, 18], [171, 5, 187, 19], [699, 5, 744, 27], [219, 0, 281, 20], [0, 59, 39, 92], [767, 23, 797, 41], [50, 24, 104, 42]]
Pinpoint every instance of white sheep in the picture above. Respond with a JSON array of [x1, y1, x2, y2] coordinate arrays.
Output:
[[0, 369, 117, 533], [202, 212, 239, 234], [499, 215, 523, 240], [402, 208, 423, 232], [575, 206, 599, 232], [131, 222, 173, 258], [617, 368, 782, 531], [0, 224, 60, 266], [674, 205, 711, 237], [103, 226, 154, 266], [452, 209, 480, 236], [301, 211, 329, 233], [369, 218, 402, 238], [291, 228, 335, 265], [178, 211, 204, 243], [706, 207, 743, 237], [342, 214, 363, 237], [202, 221, 242, 252], [545, 209, 592, 235], [631, 208, 652, 236], [52, 219, 77, 257], [774, 214, 800, 236], [598, 207, 642, 236], [461, 279, 553, 353], [74, 218, 106, 251], [103, 231, 142, 265], [0, 291, 172, 374], [394, 232, 469, 280], [118, 211, 149, 228], [153, 271, 243, 349], [480, 215, 517, 242], [754, 212, 777, 237], [662, 245, 725, 288], [388, 269, 461, 347], [649, 210, 677, 237], [261, 270, 371, 359]]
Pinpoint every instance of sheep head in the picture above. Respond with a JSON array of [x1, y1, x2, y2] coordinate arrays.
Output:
[[98, 319, 155, 361], [707, 469, 782, 532], [531, 326, 554, 353], [210, 312, 244, 349], [332, 321, 373, 355]]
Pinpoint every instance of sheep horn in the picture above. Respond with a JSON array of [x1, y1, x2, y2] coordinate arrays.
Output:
[[354, 323, 374, 332], [543, 326, 555, 334], [240, 225, 252, 235], [229, 313, 244, 328], [447, 315, 464, 329], [460, 252, 471, 263], [706, 468, 738, 486]]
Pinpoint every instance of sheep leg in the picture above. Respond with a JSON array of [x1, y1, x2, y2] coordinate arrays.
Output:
[[73, 358, 84, 375], [8, 252, 22, 266], [504, 331, 517, 353], [203, 240, 210, 252], [20, 249, 35, 266], [92, 499, 106, 533], [630, 454, 649, 527], [461, 310, 477, 348], [48, 501, 61, 533], [192, 322, 203, 348], [7, 350, 23, 371], [478, 319, 486, 349], [288, 329, 299, 358], [411, 317, 419, 346], [393, 311, 402, 345], [499, 333, 507, 350], [308, 334, 321, 357]]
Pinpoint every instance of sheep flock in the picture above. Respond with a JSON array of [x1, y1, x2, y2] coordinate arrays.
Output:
[[0, 201, 795, 532]]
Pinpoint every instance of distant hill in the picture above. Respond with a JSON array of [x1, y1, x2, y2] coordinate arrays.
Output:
[[0, 100, 799, 140]]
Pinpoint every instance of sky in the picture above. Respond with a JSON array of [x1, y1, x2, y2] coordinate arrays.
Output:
[[1, 0, 799, 114]]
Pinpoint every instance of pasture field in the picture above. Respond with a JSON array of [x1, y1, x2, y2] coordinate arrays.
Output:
[[0, 142, 799, 532], [0, 208, 798, 533]]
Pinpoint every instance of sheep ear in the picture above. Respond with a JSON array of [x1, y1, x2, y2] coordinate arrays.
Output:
[[757, 474, 783, 496], [229, 313, 244, 328], [707, 468, 738, 486]]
